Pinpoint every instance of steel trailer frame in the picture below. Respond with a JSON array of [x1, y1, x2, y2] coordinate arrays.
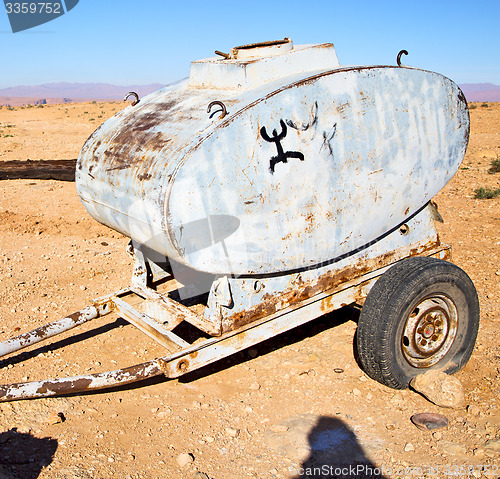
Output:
[[0, 245, 449, 402]]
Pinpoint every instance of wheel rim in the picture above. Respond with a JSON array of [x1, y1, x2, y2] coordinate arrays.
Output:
[[401, 294, 458, 368]]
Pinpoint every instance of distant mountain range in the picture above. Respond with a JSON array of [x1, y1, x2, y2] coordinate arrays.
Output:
[[459, 83, 500, 102], [0, 81, 499, 106], [0, 82, 165, 106]]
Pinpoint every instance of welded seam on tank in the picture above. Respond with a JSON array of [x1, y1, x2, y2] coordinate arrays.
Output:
[[231, 202, 433, 279]]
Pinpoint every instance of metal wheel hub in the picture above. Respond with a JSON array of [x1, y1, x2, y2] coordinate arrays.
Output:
[[402, 295, 458, 368]]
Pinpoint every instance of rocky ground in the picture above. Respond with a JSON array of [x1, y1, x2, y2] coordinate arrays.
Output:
[[0, 101, 498, 479]]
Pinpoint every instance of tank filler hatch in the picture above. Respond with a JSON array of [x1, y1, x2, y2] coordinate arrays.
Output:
[[188, 38, 340, 90]]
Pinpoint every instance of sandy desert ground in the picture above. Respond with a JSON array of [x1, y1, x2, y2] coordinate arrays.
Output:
[[0, 100, 498, 479]]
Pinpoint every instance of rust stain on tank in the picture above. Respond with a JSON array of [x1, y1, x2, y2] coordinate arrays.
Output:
[[223, 239, 441, 333], [137, 172, 153, 181]]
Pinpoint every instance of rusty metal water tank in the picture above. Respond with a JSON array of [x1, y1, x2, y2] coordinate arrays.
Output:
[[76, 39, 469, 275]]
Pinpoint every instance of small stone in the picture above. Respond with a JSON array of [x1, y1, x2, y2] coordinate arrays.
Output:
[[484, 438, 500, 455], [269, 425, 289, 433], [410, 370, 465, 408], [46, 412, 65, 425], [205, 436, 215, 443], [193, 472, 210, 479], [404, 443, 415, 452], [386, 424, 396, 431], [432, 431, 442, 441], [467, 404, 481, 416], [225, 428, 239, 438], [177, 453, 194, 468], [389, 394, 403, 406], [411, 412, 448, 430], [472, 447, 485, 457], [438, 440, 467, 455], [249, 382, 260, 391], [244, 406, 253, 413], [352, 388, 361, 397]]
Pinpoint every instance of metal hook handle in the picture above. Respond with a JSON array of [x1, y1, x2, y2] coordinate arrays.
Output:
[[207, 101, 227, 120], [397, 50, 408, 67], [124, 91, 140, 106]]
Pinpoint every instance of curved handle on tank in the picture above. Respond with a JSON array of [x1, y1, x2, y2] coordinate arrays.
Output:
[[124, 91, 140, 106], [207, 101, 227, 120], [397, 50, 408, 67]]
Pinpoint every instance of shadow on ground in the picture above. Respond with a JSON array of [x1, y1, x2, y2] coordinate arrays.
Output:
[[288, 416, 387, 479], [0, 429, 57, 479]]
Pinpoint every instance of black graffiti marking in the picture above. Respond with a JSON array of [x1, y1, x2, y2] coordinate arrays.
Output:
[[260, 120, 305, 174], [286, 101, 319, 131], [321, 123, 337, 156]]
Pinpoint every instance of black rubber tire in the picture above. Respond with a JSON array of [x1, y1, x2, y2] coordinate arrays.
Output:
[[356, 257, 479, 389]]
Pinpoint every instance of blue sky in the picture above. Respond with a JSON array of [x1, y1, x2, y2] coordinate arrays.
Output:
[[0, 0, 498, 89]]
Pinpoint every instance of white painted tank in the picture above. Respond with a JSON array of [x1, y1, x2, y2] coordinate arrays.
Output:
[[76, 39, 469, 275]]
